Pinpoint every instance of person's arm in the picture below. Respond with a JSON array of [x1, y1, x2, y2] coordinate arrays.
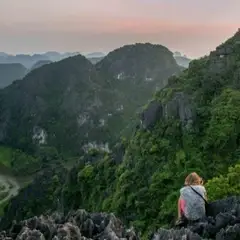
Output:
[[177, 197, 182, 219]]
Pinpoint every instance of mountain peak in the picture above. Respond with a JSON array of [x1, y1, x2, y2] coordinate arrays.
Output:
[[0, 43, 182, 155]]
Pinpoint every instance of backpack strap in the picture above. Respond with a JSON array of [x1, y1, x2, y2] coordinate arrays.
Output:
[[189, 186, 208, 204]]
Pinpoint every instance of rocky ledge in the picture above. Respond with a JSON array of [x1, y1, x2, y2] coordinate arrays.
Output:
[[0, 196, 240, 240], [0, 210, 138, 240], [151, 196, 240, 240], [0, 209, 138, 240]]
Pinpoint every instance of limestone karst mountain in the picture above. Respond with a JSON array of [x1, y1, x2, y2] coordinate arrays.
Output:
[[28, 60, 52, 72], [0, 43, 181, 156], [173, 52, 192, 68]]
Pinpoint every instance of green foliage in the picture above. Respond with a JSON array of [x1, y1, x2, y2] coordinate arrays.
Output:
[[0, 146, 40, 174], [0, 44, 181, 156], [11, 149, 41, 175], [63, 153, 117, 212], [206, 164, 240, 201], [0, 145, 49, 175], [203, 89, 240, 152], [0, 146, 12, 168], [58, 86, 240, 234]]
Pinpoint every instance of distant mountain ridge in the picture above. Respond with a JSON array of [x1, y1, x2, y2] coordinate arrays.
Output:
[[86, 52, 106, 58], [0, 63, 27, 88], [0, 50, 191, 69], [28, 60, 52, 73], [173, 51, 192, 68], [0, 52, 79, 69], [0, 43, 182, 156]]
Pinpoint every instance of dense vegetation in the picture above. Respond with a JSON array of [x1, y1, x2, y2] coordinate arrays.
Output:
[[0, 44, 181, 158], [0, 145, 61, 175], [206, 164, 240, 201], [1, 31, 240, 238]]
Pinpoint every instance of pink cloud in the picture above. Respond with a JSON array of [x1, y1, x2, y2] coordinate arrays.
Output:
[[1, 0, 240, 57]]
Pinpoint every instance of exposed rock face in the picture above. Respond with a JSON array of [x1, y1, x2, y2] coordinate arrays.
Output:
[[162, 92, 195, 127], [140, 92, 195, 129], [140, 101, 162, 129], [209, 30, 240, 74], [151, 196, 240, 240], [0, 210, 138, 240]]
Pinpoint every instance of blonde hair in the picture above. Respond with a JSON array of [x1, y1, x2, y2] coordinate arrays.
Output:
[[184, 172, 203, 186]]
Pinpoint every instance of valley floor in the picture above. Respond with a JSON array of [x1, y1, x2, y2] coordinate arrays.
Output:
[[0, 174, 19, 204]]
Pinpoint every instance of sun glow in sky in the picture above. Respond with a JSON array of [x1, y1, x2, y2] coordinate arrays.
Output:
[[0, 0, 239, 58]]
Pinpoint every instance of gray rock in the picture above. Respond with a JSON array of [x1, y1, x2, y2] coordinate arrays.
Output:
[[163, 92, 194, 128], [151, 196, 240, 240], [140, 101, 162, 129], [140, 92, 195, 130], [151, 228, 201, 240], [0, 210, 138, 240]]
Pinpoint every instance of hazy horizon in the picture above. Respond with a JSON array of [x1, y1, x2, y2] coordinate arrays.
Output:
[[1, 0, 240, 58]]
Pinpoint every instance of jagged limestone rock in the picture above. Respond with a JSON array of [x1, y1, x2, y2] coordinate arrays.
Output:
[[0, 210, 138, 240]]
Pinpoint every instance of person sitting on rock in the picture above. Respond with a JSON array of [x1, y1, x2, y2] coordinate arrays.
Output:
[[176, 172, 207, 227]]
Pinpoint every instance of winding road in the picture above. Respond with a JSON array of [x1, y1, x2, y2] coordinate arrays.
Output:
[[0, 174, 20, 204]]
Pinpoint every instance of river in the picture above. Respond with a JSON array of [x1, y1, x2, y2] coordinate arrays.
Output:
[[0, 163, 32, 204]]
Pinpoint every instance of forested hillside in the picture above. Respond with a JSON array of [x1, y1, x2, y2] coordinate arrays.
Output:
[[0, 44, 181, 159]]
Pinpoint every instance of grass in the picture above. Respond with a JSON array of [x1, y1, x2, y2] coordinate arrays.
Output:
[[0, 200, 8, 216], [0, 146, 12, 168]]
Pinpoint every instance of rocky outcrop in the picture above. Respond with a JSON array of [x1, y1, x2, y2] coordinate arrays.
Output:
[[151, 196, 240, 240], [140, 92, 195, 129], [140, 100, 162, 129], [1, 197, 240, 240], [209, 29, 240, 74], [0, 210, 138, 240]]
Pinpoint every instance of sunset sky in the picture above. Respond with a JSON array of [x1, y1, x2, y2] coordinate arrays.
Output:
[[0, 0, 239, 58]]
